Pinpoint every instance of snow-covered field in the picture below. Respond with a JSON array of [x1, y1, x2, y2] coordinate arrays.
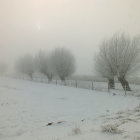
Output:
[[0, 77, 140, 140]]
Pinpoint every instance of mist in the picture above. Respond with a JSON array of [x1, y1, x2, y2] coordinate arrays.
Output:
[[1, 1, 140, 139], [0, 0, 140, 74]]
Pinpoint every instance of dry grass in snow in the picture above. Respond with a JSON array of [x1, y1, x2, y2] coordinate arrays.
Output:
[[101, 124, 123, 134]]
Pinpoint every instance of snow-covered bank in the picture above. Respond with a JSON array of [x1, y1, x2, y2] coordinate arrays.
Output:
[[0, 77, 139, 140]]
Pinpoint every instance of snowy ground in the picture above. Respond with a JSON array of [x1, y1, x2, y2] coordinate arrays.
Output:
[[0, 77, 140, 140]]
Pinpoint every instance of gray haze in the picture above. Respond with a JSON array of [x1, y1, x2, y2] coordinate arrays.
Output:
[[0, 0, 140, 74]]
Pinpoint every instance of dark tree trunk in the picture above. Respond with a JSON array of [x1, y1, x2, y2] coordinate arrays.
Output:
[[47, 74, 53, 83], [118, 77, 131, 91], [48, 78, 52, 83], [60, 76, 66, 85], [60, 76, 65, 81], [28, 73, 33, 80], [108, 78, 115, 89]]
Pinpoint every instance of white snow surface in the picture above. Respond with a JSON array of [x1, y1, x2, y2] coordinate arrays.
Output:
[[0, 77, 140, 140]]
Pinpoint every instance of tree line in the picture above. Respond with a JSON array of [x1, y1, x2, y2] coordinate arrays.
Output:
[[0, 33, 140, 91], [16, 48, 76, 82]]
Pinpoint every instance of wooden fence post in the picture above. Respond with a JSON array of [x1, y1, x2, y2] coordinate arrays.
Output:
[[108, 82, 110, 92], [64, 80, 66, 86], [75, 80, 77, 88], [125, 85, 127, 95], [92, 81, 94, 90]]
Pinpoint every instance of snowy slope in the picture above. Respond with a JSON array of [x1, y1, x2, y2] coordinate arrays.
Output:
[[0, 77, 139, 140]]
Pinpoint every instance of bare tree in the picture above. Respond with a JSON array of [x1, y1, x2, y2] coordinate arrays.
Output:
[[35, 50, 53, 82], [95, 40, 115, 89], [95, 33, 140, 91], [51, 48, 75, 81], [109, 34, 140, 91], [0, 62, 7, 76], [16, 54, 35, 80]]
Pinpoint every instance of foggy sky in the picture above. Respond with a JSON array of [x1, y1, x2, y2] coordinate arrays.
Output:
[[0, 0, 140, 74]]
